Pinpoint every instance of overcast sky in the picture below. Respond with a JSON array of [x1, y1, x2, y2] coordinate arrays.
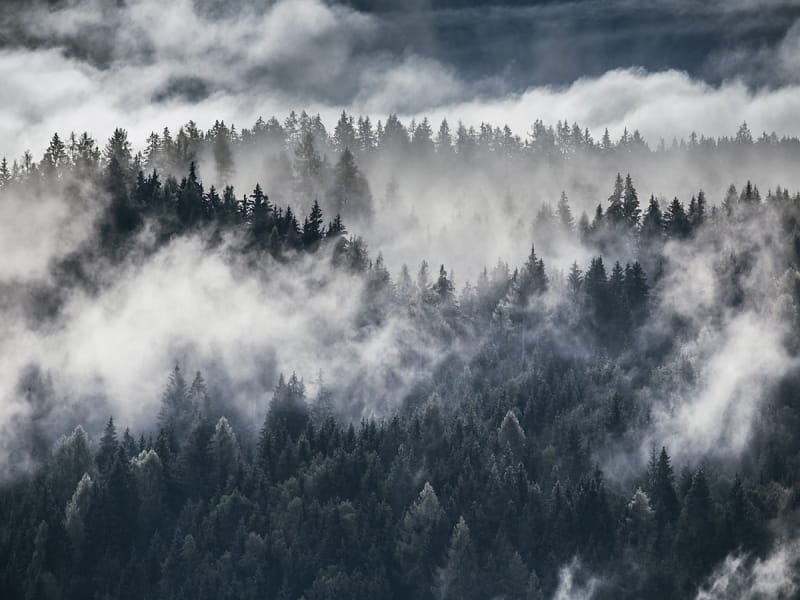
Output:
[[1, 0, 800, 157]]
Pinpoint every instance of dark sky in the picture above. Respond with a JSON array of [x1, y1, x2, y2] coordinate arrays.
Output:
[[340, 1, 800, 89], [3, 0, 800, 91]]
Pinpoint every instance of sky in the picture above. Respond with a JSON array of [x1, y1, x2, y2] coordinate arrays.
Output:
[[1, 0, 800, 157]]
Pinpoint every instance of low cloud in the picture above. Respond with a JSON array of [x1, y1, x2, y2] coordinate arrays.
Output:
[[426, 69, 800, 147], [552, 558, 601, 600], [640, 207, 800, 463], [0, 228, 451, 478], [697, 538, 800, 599], [1, 1, 800, 158]]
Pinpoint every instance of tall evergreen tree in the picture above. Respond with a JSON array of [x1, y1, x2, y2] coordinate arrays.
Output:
[[433, 265, 455, 305], [640, 195, 663, 242], [650, 447, 680, 528], [622, 173, 640, 228], [104, 128, 132, 171], [664, 197, 689, 237], [96, 417, 118, 475], [607, 173, 625, 226], [158, 365, 195, 438], [302, 199, 324, 247], [176, 162, 204, 228], [332, 148, 373, 218], [557, 191, 574, 232], [396, 482, 447, 598], [433, 517, 478, 600]]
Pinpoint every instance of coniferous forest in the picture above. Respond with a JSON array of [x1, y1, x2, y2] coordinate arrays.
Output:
[[4, 1, 800, 599], [1, 112, 800, 600]]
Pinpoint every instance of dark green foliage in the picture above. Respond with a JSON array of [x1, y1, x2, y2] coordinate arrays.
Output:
[[664, 197, 690, 238], [158, 365, 195, 439], [331, 147, 373, 219], [648, 447, 680, 529], [0, 349, 794, 600], [96, 417, 118, 475], [433, 516, 478, 600], [623, 173, 641, 227], [2, 120, 800, 600], [641, 194, 663, 242], [265, 373, 310, 440], [606, 172, 625, 226]]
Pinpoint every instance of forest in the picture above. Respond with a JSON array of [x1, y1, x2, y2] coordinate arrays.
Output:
[[1, 111, 800, 599]]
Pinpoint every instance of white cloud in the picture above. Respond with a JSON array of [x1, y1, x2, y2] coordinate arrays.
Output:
[[697, 538, 800, 599], [421, 69, 800, 147], [0, 230, 449, 476], [552, 558, 601, 600], [642, 207, 800, 462], [2, 1, 800, 158]]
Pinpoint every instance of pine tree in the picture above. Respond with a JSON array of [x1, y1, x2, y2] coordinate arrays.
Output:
[[23, 522, 59, 600], [64, 473, 93, 555], [333, 111, 356, 153], [606, 173, 625, 226], [0, 157, 11, 187], [176, 162, 204, 227], [739, 180, 760, 204], [577, 211, 591, 241], [622, 173, 640, 228], [650, 447, 680, 527], [498, 410, 526, 458], [100, 447, 139, 555], [433, 265, 455, 305], [158, 365, 195, 438], [412, 117, 435, 156], [250, 183, 272, 244], [73, 132, 100, 174], [209, 417, 241, 491], [42, 133, 67, 175], [640, 195, 663, 242], [624, 262, 648, 320], [417, 260, 432, 304], [212, 120, 233, 183], [96, 417, 119, 474], [433, 516, 478, 600], [327, 213, 347, 237], [517, 245, 548, 301], [688, 190, 706, 226], [567, 261, 583, 303], [557, 191, 574, 232], [601, 128, 612, 151], [50, 425, 93, 502], [294, 131, 322, 190], [188, 371, 210, 417], [332, 147, 372, 218], [722, 184, 737, 216], [582, 256, 608, 316], [676, 468, 716, 575], [266, 373, 309, 439], [436, 119, 453, 155], [302, 199, 324, 247], [353, 115, 375, 154], [396, 482, 447, 597], [664, 197, 689, 237], [592, 203, 605, 236], [735, 121, 753, 144], [104, 128, 132, 170]]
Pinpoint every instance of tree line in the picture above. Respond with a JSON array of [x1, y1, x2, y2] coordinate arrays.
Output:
[[2, 119, 800, 599]]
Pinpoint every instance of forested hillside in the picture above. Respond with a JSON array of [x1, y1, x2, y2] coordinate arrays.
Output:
[[1, 114, 800, 599]]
